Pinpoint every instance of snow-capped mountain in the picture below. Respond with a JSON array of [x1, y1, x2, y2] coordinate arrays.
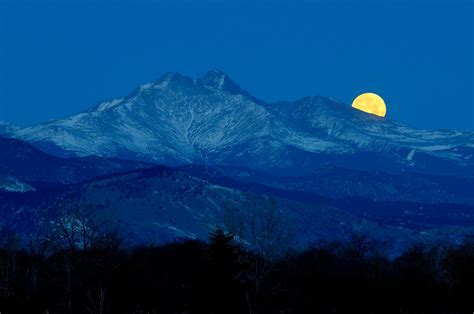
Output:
[[12, 70, 474, 176], [0, 122, 17, 136]]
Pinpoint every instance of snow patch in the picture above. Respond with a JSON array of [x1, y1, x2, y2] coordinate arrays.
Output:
[[0, 176, 35, 192], [406, 149, 415, 161], [153, 223, 197, 239], [96, 98, 124, 112], [418, 145, 453, 152]]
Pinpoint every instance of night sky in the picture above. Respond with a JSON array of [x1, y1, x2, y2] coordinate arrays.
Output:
[[0, 0, 472, 131]]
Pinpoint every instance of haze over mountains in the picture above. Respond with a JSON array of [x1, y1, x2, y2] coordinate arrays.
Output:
[[1, 70, 473, 252]]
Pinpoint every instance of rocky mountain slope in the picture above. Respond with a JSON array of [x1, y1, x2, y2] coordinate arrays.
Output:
[[199, 165, 474, 205], [0, 176, 35, 192], [10, 71, 473, 176], [2, 165, 472, 253], [0, 137, 152, 186], [0, 122, 17, 136]]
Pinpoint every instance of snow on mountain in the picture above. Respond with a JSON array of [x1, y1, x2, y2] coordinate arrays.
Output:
[[266, 96, 473, 157], [0, 176, 35, 192], [0, 122, 18, 136], [5, 165, 471, 251], [12, 71, 474, 176], [0, 137, 152, 185]]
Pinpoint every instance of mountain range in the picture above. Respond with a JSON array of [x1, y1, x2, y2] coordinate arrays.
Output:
[[10, 70, 474, 177], [1, 70, 473, 253], [0, 137, 151, 186], [2, 158, 473, 253]]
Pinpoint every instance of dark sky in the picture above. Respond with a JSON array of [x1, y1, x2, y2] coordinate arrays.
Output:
[[0, 0, 472, 131]]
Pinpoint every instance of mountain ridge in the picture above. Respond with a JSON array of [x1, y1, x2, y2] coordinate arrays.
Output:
[[7, 70, 474, 176], [2, 160, 473, 252], [0, 136, 153, 185]]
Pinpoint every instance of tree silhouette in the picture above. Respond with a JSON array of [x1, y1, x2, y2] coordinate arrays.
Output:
[[208, 227, 245, 313]]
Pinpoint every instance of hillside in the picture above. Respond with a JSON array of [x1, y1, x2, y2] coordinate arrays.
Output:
[[10, 71, 474, 177]]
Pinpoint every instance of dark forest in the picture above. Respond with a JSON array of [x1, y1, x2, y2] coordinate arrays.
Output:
[[0, 227, 473, 314]]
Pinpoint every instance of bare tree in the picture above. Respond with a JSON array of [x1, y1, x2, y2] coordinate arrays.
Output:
[[0, 228, 20, 298], [53, 200, 114, 252], [224, 194, 294, 261], [85, 286, 108, 314], [223, 194, 295, 314], [50, 199, 120, 314]]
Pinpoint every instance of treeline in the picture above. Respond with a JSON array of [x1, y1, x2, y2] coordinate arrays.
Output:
[[0, 228, 473, 314]]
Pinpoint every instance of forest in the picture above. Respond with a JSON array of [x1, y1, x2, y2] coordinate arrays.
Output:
[[0, 225, 473, 314]]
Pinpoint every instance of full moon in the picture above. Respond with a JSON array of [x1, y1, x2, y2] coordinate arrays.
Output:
[[351, 93, 387, 117]]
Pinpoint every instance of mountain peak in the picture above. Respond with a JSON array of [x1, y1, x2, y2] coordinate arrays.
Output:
[[154, 72, 195, 88], [198, 70, 244, 95]]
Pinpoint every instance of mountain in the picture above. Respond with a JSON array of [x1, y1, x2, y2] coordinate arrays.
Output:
[[0, 122, 17, 136], [0, 176, 35, 192], [0, 136, 472, 253], [0, 137, 152, 186], [12, 71, 474, 177], [2, 165, 472, 253], [199, 165, 474, 205]]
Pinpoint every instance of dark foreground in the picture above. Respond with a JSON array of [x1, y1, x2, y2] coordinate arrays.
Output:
[[0, 229, 473, 314]]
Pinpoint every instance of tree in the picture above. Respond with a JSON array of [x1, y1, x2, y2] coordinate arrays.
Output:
[[49, 199, 121, 314], [209, 227, 239, 279], [223, 194, 294, 262], [208, 227, 245, 314], [0, 228, 20, 299], [223, 195, 295, 314]]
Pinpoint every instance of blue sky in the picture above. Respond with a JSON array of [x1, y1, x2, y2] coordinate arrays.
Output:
[[0, 0, 472, 130]]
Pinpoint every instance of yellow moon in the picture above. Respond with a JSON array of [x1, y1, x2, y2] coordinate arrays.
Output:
[[352, 93, 387, 117]]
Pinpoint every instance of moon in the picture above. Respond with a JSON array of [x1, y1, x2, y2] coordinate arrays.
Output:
[[352, 93, 387, 117]]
